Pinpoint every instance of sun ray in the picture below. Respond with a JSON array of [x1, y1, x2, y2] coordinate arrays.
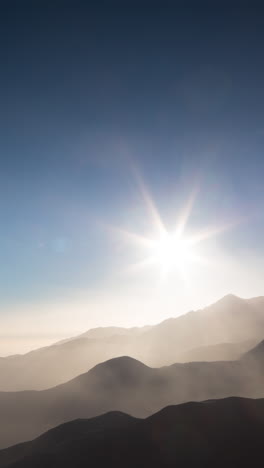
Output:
[[187, 218, 241, 246], [122, 256, 157, 275], [106, 225, 156, 249], [131, 164, 166, 236], [102, 169, 243, 283], [175, 184, 200, 237]]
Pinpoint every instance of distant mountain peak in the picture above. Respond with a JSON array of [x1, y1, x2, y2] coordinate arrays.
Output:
[[217, 293, 243, 304], [204, 294, 247, 314]]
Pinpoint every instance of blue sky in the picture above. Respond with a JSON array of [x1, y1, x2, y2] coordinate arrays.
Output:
[[1, 1, 264, 351]]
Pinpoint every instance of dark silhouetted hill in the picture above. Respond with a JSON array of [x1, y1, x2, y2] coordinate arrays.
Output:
[[0, 397, 263, 468]]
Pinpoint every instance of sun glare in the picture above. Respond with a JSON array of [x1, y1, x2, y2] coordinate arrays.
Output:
[[152, 232, 194, 275], [108, 173, 238, 283]]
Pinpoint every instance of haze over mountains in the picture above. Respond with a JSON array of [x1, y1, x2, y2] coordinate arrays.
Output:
[[0, 338, 263, 449], [0, 397, 263, 468], [0, 294, 263, 391], [0, 293, 263, 453]]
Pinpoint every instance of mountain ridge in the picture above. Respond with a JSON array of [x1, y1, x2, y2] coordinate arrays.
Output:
[[0, 339, 263, 449], [0, 294, 263, 391], [0, 397, 263, 468]]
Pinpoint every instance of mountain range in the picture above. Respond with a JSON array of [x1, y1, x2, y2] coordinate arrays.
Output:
[[0, 397, 263, 467], [0, 294, 263, 391], [0, 338, 263, 449]]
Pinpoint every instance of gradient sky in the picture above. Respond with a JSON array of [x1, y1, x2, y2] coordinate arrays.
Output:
[[1, 1, 264, 353]]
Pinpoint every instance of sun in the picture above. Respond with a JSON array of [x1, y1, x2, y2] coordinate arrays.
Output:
[[107, 172, 237, 282], [112, 224, 204, 282], [151, 232, 195, 276]]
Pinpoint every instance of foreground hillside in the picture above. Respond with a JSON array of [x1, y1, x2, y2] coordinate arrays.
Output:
[[0, 397, 263, 468], [0, 294, 263, 391], [0, 339, 263, 449]]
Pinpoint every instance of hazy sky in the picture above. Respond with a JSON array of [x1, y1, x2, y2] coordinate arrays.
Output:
[[1, 1, 264, 353]]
